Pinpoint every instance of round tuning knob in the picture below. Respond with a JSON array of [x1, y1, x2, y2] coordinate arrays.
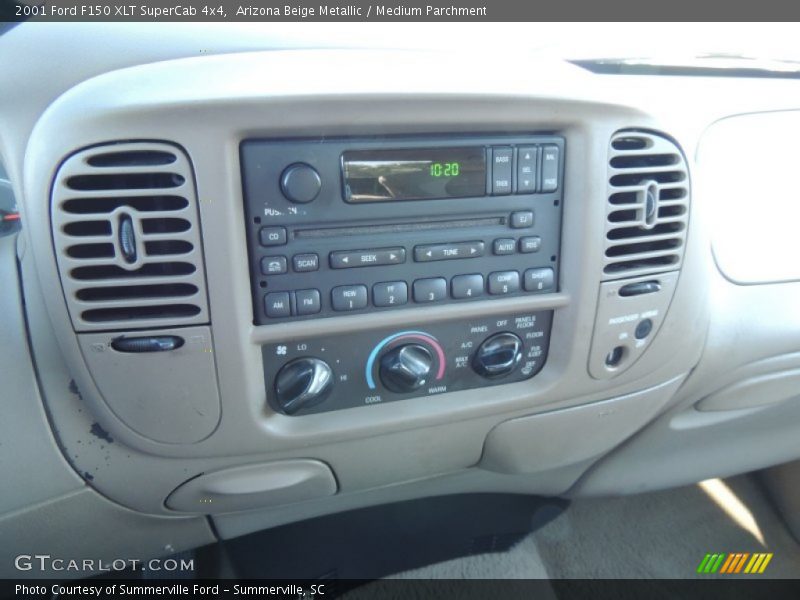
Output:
[[379, 344, 433, 394], [472, 332, 523, 379], [280, 163, 321, 204], [274, 357, 333, 415]]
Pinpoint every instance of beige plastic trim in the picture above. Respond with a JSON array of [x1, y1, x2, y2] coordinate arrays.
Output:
[[604, 130, 690, 280], [51, 141, 209, 331]]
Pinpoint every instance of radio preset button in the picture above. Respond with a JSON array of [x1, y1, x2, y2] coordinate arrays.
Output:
[[292, 253, 319, 272], [259, 226, 287, 247], [331, 285, 368, 311], [493, 238, 516, 255], [330, 247, 406, 269], [373, 281, 408, 307], [510, 211, 534, 229], [414, 241, 484, 262], [264, 292, 291, 318], [295, 289, 321, 315], [488, 271, 520, 295], [519, 236, 542, 253], [280, 163, 321, 204], [517, 147, 538, 193], [413, 278, 447, 303], [541, 146, 559, 192], [524, 267, 555, 292], [260, 256, 287, 275], [491, 147, 513, 195], [451, 274, 484, 299]]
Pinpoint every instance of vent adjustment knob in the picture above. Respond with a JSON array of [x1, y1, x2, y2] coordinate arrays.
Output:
[[280, 163, 321, 204], [379, 344, 433, 394], [473, 332, 523, 378], [275, 357, 333, 415]]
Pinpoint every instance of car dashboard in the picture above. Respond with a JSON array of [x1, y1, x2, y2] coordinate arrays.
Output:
[[2, 24, 800, 577]]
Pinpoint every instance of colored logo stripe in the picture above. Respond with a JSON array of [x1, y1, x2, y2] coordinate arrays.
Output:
[[697, 553, 773, 575]]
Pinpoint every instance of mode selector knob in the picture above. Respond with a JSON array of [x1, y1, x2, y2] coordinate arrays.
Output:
[[280, 163, 321, 204], [473, 332, 523, 378], [379, 344, 433, 394], [275, 357, 333, 415]]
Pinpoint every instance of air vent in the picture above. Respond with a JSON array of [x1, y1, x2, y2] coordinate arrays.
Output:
[[52, 142, 209, 331], [604, 131, 690, 278]]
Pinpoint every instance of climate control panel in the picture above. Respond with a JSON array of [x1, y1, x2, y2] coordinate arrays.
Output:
[[262, 311, 553, 415]]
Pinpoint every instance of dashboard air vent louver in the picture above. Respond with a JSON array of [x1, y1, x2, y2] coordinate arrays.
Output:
[[52, 142, 209, 331], [604, 131, 690, 279]]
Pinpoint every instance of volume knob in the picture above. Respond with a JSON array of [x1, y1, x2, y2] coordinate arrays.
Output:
[[473, 332, 523, 378], [274, 357, 333, 414], [379, 344, 433, 394]]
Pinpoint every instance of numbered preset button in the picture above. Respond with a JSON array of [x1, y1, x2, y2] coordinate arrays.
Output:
[[373, 281, 408, 307], [451, 274, 484, 299], [413, 278, 447, 303], [331, 285, 368, 311], [488, 271, 520, 295]]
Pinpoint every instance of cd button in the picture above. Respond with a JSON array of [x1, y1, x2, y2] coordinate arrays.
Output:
[[488, 271, 520, 295], [331, 285, 368, 311], [413, 278, 447, 303], [295, 289, 321, 315], [260, 256, 287, 275], [373, 281, 408, 307], [330, 247, 405, 269], [264, 292, 291, 318], [451, 274, 484, 299], [493, 238, 516, 255], [292, 253, 319, 272], [259, 227, 287, 247]]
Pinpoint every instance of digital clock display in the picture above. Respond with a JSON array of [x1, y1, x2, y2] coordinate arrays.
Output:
[[342, 147, 486, 203]]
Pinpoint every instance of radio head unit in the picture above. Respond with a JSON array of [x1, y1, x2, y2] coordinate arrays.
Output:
[[240, 135, 564, 325]]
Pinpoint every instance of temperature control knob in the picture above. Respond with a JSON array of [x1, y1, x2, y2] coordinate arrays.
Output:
[[379, 344, 433, 394], [472, 332, 523, 378], [275, 357, 333, 414]]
